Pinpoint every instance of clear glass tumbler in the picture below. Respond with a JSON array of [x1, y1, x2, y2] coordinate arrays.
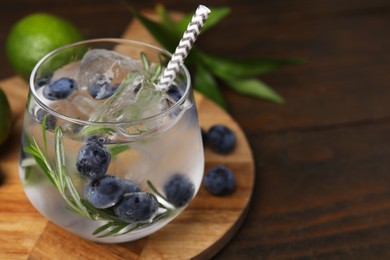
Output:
[[18, 39, 204, 243]]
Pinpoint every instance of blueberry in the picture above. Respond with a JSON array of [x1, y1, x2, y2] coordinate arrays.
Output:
[[36, 108, 56, 130], [43, 77, 77, 100], [35, 73, 53, 88], [164, 174, 195, 207], [113, 192, 159, 223], [203, 166, 236, 196], [121, 179, 141, 194], [84, 135, 107, 145], [167, 84, 182, 102], [76, 143, 111, 179], [84, 175, 124, 209], [88, 75, 119, 100], [207, 125, 236, 154]]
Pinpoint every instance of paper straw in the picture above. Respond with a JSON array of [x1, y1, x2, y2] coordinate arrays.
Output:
[[157, 5, 211, 90]]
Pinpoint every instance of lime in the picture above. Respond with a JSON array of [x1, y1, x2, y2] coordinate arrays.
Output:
[[0, 89, 12, 146], [6, 13, 84, 80]]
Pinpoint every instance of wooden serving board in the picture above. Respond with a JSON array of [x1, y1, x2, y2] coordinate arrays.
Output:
[[0, 16, 255, 260]]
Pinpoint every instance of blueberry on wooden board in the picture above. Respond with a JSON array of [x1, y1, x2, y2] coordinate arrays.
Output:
[[203, 166, 236, 196], [207, 125, 236, 154]]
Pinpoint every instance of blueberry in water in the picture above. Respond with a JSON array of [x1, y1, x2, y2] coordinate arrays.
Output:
[[36, 108, 56, 130], [167, 84, 182, 102], [88, 75, 119, 100], [43, 77, 76, 100], [84, 135, 107, 145], [84, 175, 124, 209], [203, 166, 236, 196], [35, 73, 53, 88], [76, 143, 111, 179], [121, 179, 141, 194], [164, 174, 195, 207], [208, 125, 236, 154], [114, 192, 159, 223]]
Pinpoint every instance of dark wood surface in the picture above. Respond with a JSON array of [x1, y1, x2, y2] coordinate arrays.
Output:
[[1, 0, 390, 259]]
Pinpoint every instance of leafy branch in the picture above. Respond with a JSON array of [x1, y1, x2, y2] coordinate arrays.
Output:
[[126, 4, 301, 109]]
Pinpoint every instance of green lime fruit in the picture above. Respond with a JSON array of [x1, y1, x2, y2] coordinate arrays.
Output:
[[6, 13, 84, 80], [0, 89, 12, 146]]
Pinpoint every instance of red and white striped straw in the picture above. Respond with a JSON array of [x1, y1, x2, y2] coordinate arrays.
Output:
[[157, 5, 211, 90]]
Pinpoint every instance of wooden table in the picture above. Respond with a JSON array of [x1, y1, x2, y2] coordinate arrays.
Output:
[[1, 0, 390, 259]]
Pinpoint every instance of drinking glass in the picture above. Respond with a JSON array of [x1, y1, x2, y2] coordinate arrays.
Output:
[[18, 39, 204, 243]]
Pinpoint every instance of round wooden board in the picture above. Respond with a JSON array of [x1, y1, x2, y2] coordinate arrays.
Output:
[[0, 76, 255, 259]]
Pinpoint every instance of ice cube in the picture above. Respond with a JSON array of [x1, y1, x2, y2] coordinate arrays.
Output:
[[88, 71, 145, 122], [78, 49, 141, 89], [87, 69, 172, 126], [70, 95, 97, 116], [52, 92, 97, 122]]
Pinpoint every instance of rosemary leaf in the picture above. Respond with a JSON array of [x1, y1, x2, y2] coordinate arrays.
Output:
[[54, 127, 66, 189], [93, 222, 115, 235], [55, 128, 91, 218], [116, 223, 144, 236], [109, 144, 129, 157], [147, 180, 168, 202], [97, 223, 129, 238], [41, 115, 48, 156], [150, 62, 162, 82], [140, 51, 150, 71]]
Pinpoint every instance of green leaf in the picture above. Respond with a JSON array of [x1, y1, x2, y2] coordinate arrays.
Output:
[[140, 52, 150, 71], [147, 180, 168, 202], [80, 126, 115, 137], [194, 63, 227, 109], [150, 62, 162, 82], [93, 222, 114, 235], [54, 127, 91, 218], [176, 7, 231, 35], [54, 127, 66, 187], [97, 223, 129, 238], [109, 144, 129, 157], [133, 9, 180, 52], [199, 51, 302, 78], [41, 115, 48, 156], [223, 77, 284, 103], [155, 4, 176, 29]]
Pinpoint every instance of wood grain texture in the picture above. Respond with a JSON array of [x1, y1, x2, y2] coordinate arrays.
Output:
[[0, 16, 254, 259]]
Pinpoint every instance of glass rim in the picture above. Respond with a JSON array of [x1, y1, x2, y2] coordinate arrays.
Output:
[[29, 38, 192, 127]]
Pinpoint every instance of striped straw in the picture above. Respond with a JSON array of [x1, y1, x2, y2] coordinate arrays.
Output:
[[156, 5, 211, 90]]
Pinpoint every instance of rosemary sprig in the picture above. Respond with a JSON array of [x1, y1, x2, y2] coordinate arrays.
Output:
[[24, 123, 91, 218], [22, 121, 177, 237]]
